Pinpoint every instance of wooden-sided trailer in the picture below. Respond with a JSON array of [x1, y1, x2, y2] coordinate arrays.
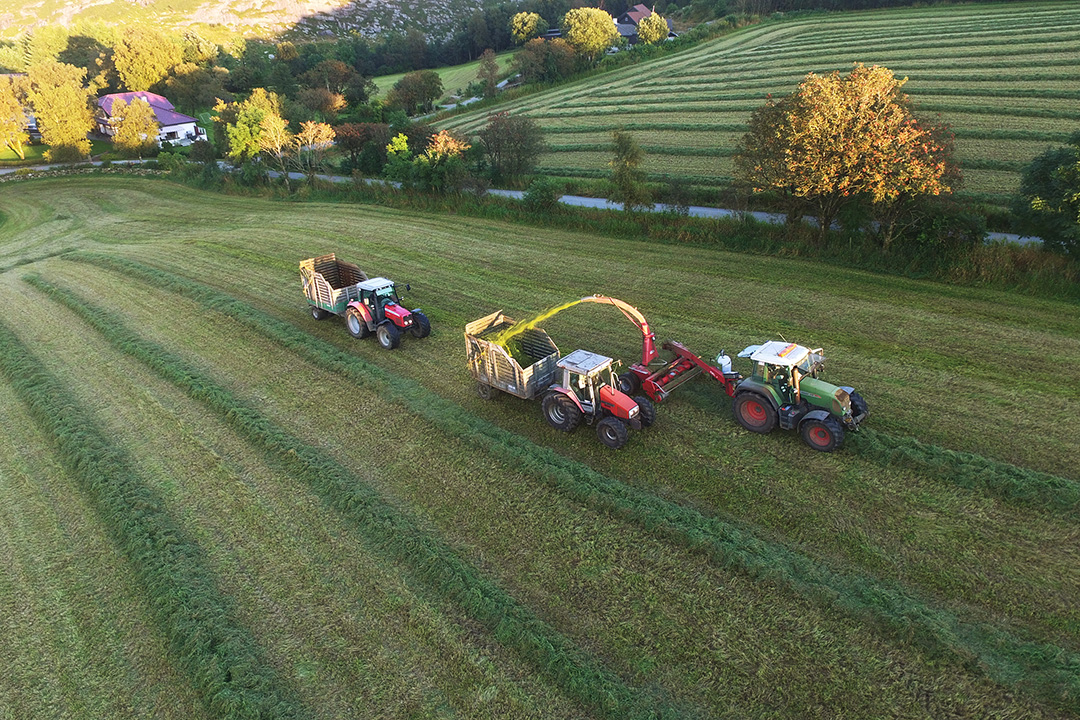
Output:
[[465, 311, 560, 400], [300, 253, 368, 319]]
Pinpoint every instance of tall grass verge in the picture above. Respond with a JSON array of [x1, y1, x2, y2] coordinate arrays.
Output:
[[62, 254, 1080, 713], [23, 272, 690, 720], [0, 320, 305, 720]]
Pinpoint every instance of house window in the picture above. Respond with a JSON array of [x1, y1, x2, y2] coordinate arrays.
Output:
[[166, 131, 178, 140]]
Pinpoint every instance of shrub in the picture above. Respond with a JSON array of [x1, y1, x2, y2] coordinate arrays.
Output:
[[522, 176, 563, 211]]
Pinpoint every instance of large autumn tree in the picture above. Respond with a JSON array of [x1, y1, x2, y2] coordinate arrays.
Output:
[[735, 64, 956, 246], [26, 61, 94, 162], [0, 75, 30, 159], [561, 8, 619, 62], [113, 27, 182, 91], [111, 96, 160, 157]]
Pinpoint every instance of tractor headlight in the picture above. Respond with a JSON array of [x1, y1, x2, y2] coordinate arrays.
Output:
[[628, 405, 639, 417]]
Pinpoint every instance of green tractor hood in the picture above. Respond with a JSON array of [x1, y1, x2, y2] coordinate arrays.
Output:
[[798, 376, 851, 417]]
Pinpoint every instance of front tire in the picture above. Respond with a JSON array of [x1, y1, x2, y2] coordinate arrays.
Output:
[[409, 310, 431, 339], [596, 416, 629, 449], [376, 323, 401, 350], [618, 371, 641, 395], [733, 392, 777, 433], [346, 307, 370, 338], [542, 392, 582, 432], [310, 305, 329, 320], [634, 396, 656, 428], [800, 416, 845, 452], [849, 390, 868, 419]]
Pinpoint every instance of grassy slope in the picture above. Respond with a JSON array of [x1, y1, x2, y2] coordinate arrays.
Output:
[[1, 177, 1078, 718], [438, 1, 1080, 204], [372, 51, 518, 105]]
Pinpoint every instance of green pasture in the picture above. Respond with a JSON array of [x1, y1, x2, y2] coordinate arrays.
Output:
[[438, 0, 1080, 205], [1, 177, 1078, 718], [372, 50, 518, 105]]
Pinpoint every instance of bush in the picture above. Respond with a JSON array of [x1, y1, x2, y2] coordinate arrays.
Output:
[[522, 176, 563, 212]]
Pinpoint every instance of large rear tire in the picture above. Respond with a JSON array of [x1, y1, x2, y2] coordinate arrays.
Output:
[[800, 416, 845, 452], [542, 392, 581, 432], [634, 396, 656, 428], [410, 310, 431, 339], [596, 417, 629, 449], [376, 322, 401, 350], [733, 392, 777, 433], [346, 307, 370, 338]]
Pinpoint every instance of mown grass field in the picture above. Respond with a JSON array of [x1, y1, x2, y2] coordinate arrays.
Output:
[[1, 176, 1079, 719], [439, 0, 1080, 206], [372, 51, 519, 105]]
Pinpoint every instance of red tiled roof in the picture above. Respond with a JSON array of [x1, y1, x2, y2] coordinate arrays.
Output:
[[623, 3, 652, 24]]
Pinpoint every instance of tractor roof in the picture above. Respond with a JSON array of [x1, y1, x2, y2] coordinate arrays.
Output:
[[357, 277, 394, 291], [739, 341, 811, 367], [558, 349, 614, 375]]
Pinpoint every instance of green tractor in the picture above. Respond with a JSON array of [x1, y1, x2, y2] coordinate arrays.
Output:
[[730, 341, 868, 452]]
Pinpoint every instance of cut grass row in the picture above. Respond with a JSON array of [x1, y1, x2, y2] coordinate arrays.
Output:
[[56, 253, 1080, 713], [22, 271, 691, 720], [0, 320, 306, 720]]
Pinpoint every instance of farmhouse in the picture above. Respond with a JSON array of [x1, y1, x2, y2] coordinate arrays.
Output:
[[96, 92, 206, 147], [615, 3, 676, 44]]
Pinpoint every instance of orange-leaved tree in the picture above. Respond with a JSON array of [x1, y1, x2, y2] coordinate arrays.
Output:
[[736, 64, 957, 247]]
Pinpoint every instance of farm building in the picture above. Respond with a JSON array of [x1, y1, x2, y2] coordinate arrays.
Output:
[[616, 4, 676, 43], [96, 92, 206, 147]]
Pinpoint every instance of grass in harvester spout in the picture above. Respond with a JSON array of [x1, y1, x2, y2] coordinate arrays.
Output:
[[489, 300, 584, 361]]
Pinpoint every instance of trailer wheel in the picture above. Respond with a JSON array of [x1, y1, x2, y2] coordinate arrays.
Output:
[[376, 323, 401, 350], [800, 416, 845, 452], [618, 371, 641, 395], [733, 392, 777, 433], [346, 307, 370, 338], [311, 305, 330, 321], [476, 382, 496, 400], [542, 393, 581, 432], [596, 417, 629, 449], [409, 311, 431, 339], [634, 396, 656, 428]]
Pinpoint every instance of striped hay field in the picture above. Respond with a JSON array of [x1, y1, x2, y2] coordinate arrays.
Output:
[[439, 1, 1080, 205], [1, 177, 1078, 718]]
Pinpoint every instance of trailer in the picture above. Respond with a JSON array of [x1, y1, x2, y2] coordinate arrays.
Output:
[[465, 310, 561, 400], [300, 253, 431, 350]]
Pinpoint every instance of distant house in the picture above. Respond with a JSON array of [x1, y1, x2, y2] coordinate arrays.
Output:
[[614, 4, 677, 44], [96, 92, 206, 147]]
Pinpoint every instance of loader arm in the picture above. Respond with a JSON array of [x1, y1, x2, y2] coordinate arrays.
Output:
[[579, 295, 659, 366]]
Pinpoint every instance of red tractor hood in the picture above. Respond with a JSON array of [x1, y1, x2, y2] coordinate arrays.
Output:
[[599, 385, 641, 428], [383, 303, 413, 327]]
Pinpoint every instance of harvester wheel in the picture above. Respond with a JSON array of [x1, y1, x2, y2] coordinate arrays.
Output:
[[376, 322, 401, 350], [596, 417, 629, 449], [310, 305, 330, 321], [346, 307, 370, 338], [618, 371, 641, 395], [733, 393, 777, 433], [800, 416, 845, 452], [634, 396, 657, 428], [476, 382, 495, 400], [542, 393, 581, 432], [410, 310, 432, 339]]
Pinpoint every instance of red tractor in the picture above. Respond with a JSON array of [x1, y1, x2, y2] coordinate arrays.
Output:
[[542, 349, 656, 449]]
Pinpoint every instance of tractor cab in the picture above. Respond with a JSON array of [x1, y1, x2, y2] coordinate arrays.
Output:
[[358, 277, 408, 323], [737, 341, 822, 405]]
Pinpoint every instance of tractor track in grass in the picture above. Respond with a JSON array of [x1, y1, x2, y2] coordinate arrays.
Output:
[[22, 271, 696, 720], [0, 321, 307, 720], [56, 253, 1080, 713]]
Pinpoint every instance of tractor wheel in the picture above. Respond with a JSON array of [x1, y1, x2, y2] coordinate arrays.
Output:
[[596, 417, 629, 449], [346, 307, 370, 338], [542, 393, 581, 432], [476, 382, 495, 400], [618, 371, 641, 395], [634, 396, 657, 428], [733, 393, 777, 433], [409, 310, 432, 339], [800, 416, 845, 452], [849, 390, 869, 418], [310, 305, 329, 321], [376, 322, 401, 350]]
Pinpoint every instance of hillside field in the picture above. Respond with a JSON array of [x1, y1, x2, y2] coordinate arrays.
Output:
[[1, 176, 1079, 719], [439, 0, 1080, 207]]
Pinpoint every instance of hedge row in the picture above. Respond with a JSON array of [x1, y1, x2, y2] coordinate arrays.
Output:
[[64, 253, 1080, 713], [0, 320, 304, 720], [23, 272, 690, 720]]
